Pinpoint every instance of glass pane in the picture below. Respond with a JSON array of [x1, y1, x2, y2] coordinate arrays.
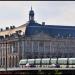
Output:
[[58, 58, 67, 64], [69, 58, 75, 64], [51, 58, 57, 64], [33, 41, 38, 52], [42, 58, 50, 64], [35, 59, 41, 64], [20, 59, 27, 64], [28, 59, 34, 64]]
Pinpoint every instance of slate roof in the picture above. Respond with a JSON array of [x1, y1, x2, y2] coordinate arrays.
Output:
[[25, 21, 75, 38]]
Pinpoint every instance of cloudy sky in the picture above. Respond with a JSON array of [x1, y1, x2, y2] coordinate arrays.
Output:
[[0, 1, 75, 29]]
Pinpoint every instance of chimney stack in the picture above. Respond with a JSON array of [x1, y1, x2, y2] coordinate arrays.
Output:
[[42, 22, 45, 25]]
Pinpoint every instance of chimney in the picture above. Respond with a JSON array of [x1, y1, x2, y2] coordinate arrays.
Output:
[[6, 27, 9, 30], [0, 28, 3, 31], [10, 26, 13, 29], [13, 26, 15, 28], [42, 22, 45, 25]]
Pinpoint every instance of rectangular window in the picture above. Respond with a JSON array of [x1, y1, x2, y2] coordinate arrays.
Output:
[[45, 41, 50, 53], [3, 48, 5, 56], [25, 41, 32, 52], [33, 41, 38, 52], [3, 58, 5, 66], [39, 41, 44, 53], [10, 42, 18, 53], [9, 56, 11, 67]]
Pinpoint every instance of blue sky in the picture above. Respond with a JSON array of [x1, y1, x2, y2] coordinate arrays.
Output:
[[0, 1, 75, 29]]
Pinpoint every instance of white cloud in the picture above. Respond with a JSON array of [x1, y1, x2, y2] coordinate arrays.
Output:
[[0, 1, 75, 29]]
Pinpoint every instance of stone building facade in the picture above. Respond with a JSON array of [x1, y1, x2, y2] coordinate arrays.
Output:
[[0, 7, 75, 68]]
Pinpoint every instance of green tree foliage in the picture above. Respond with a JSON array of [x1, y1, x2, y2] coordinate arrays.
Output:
[[54, 70, 62, 75]]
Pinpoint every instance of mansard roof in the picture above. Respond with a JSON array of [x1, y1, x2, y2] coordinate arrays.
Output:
[[25, 21, 75, 38]]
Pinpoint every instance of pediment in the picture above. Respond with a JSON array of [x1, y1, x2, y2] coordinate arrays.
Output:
[[31, 31, 52, 40]]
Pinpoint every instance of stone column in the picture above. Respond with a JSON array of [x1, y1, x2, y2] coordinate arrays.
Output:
[[44, 41, 45, 57], [2, 44, 3, 67], [22, 40, 25, 59], [50, 41, 51, 57], [38, 41, 40, 58], [32, 41, 34, 58], [17, 41, 20, 66], [50, 41, 52, 57]]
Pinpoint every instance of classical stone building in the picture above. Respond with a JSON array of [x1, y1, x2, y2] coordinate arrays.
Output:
[[0, 7, 75, 68]]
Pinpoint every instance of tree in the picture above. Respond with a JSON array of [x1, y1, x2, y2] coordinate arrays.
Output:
[[54, 70, 62, 75]]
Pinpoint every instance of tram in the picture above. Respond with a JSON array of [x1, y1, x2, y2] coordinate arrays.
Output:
[[19, 58, 75, 68]]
